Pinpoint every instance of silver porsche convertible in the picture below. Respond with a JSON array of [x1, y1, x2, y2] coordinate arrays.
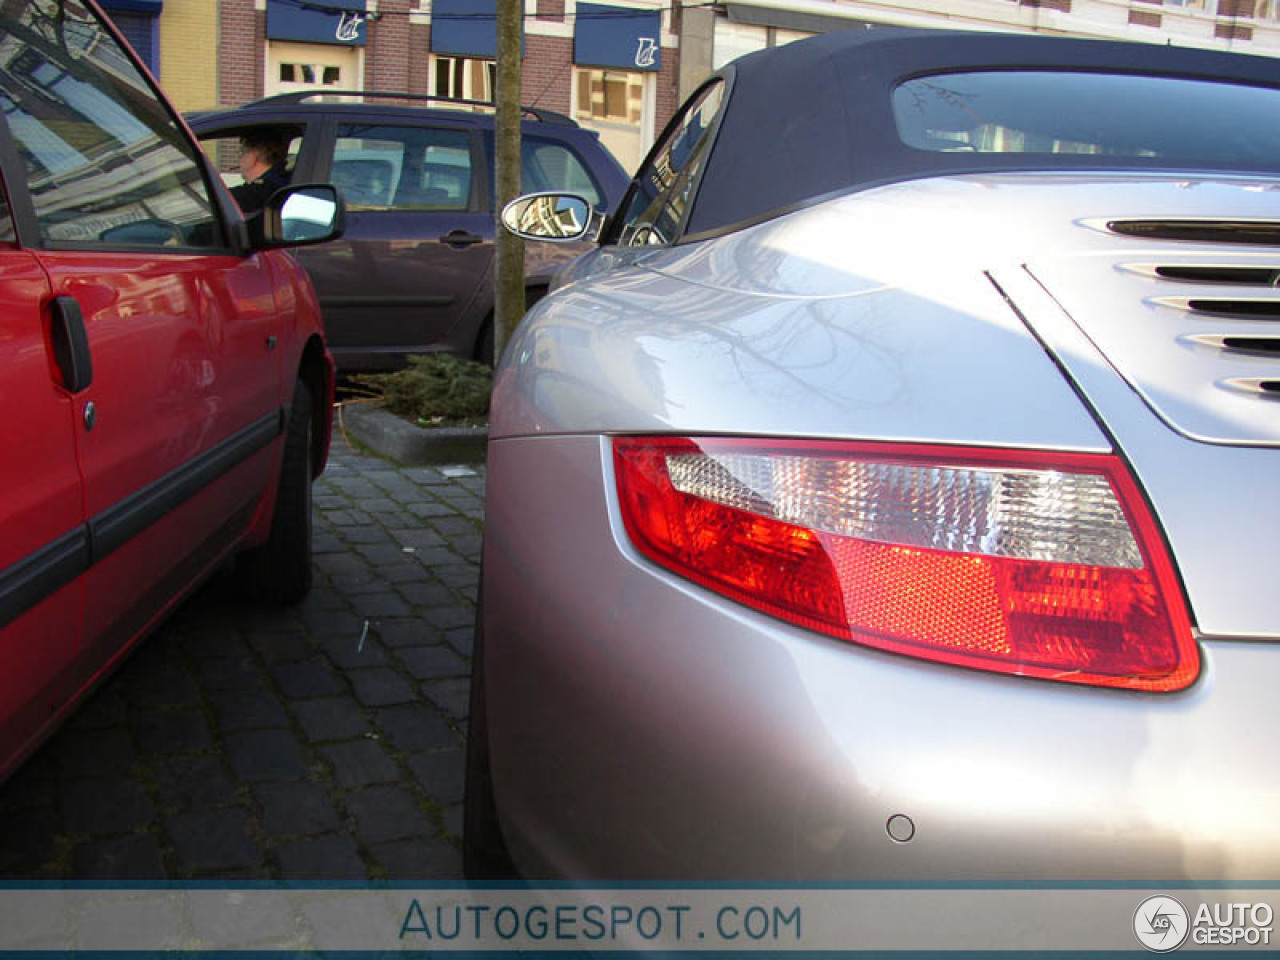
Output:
[[467, 28, 1280, 881]]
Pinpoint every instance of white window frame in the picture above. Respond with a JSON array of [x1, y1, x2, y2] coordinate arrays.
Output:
[[431, 55, 496, 103]]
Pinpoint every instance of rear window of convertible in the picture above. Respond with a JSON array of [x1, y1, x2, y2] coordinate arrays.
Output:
[[892, 71, 1280, 173]]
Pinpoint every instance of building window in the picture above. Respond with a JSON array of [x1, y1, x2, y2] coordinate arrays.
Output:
[[280, 63, 342, 85], [432, 56, 494, 103], [576, 68, 642, 124], [103, 10, 159, 74], [773, 28, 811, 47], [711, 21, 809, 71], [712, 21, 766, 70], [1254, 0, 1278, 17], [1163, 0, 1211, 9]]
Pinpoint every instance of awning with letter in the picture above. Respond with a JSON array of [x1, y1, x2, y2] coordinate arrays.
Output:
[[574, 3, 661, 72], [266, 0, 368, 46]]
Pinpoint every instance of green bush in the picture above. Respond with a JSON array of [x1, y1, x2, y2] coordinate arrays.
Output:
[[353, 354, 491, 425]]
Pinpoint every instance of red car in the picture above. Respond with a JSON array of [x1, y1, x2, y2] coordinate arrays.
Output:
[[0, 0, 342, 782]]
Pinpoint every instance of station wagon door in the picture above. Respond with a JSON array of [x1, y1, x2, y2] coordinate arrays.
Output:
[[300, 122, 494, 368]]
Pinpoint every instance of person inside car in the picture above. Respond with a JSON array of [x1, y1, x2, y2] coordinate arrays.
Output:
[[231, 130, 292, 215]]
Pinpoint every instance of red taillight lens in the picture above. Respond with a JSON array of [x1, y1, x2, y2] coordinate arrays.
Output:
[[613, 437, 1198, 692]]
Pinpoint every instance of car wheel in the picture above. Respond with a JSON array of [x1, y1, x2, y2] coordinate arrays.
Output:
[[238, 379, 313, 604], [463, 590, 518, 878]]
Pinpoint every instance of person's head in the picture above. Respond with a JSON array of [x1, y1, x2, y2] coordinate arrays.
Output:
[[238, 131, 289, 182]]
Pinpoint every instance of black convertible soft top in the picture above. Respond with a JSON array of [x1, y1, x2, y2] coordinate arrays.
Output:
[[684, 28, 1280, 240]]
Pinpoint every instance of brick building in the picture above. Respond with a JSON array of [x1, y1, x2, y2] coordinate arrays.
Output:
[[134, 0, 677, 175], [678, 0, 1280, 99], [120, 0, 1280, 175]]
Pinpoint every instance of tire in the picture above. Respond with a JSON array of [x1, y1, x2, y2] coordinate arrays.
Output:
[[475, 317, 495, 368], [238, 379, 314, 604], [463, 590, 518, 878]]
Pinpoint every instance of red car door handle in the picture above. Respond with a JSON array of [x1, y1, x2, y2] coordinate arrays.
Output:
[[438, 230, 484, 247], [50, 296, 93, 394]]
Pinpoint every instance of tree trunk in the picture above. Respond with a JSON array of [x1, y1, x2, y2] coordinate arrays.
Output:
[[493, 0, 524, 363]]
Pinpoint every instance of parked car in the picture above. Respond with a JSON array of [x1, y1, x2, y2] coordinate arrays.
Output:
[[469, 28, 1280, 880], [0, 0, 341, 783], [187, 92, 631, 371]]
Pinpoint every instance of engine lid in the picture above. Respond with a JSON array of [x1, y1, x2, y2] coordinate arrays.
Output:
[[1028, 219, 1280, 448]]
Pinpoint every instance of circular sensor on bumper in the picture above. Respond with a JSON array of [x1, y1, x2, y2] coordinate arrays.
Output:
[[886, 814, 916, 843]]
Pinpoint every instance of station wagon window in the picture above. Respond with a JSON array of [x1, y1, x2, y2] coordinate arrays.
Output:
[[482, 136, 604, 208], [522, 141, 601, 207], [612, 79, 724, 246], [209, 128, 303, 189], [893, 71, 1280, 173], [0, 0, 220, 249], [334, 125, 473, 210]]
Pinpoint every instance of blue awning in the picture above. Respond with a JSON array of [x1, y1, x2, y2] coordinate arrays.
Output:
[[432, 0, 498, 58], [99, 0, 163, 12], [574, 3, 661, 72], [266, 0, 368, 46]]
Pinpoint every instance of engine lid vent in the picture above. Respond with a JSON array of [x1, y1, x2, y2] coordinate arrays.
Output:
[[1184, 334, 1280, 358], [1153, 297, 1280, 319], [1223, 378, 1280, 397], [1152, 264, 1280, 285], [1108, 219, 1280, 246]]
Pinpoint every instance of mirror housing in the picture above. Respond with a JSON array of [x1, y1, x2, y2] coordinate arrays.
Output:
[[501, 192, 599, 243], [252, 184, 345, 250]]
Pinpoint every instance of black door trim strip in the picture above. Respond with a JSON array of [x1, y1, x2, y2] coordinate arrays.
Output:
[[0, 529, 91, 630], [91, 410, 282, 559], [0, 408, 283, 630]]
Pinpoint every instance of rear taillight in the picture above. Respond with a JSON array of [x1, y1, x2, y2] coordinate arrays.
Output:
[[613, 437, 1198, 692]]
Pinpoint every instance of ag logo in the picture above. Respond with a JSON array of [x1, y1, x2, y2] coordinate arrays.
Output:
[[335, 11, 363, 42], [634, 37, 657, 68], [1134, 895, 1190, 952]]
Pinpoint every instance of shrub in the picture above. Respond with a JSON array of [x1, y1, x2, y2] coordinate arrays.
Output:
[[353, 354, 491, 425]]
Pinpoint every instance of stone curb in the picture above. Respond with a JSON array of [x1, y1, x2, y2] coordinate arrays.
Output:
[[337, 402, 487, 465]]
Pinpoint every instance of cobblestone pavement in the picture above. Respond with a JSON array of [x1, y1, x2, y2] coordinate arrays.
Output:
[[0, 433, 483, 879]]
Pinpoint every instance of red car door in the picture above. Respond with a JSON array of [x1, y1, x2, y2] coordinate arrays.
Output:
[[0, 241, 85, 779], [37, 252, 283, 676], [1, 0, 282, 688]]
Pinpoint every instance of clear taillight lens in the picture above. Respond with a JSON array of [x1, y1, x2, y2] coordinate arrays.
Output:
[[613, 437, 1198, 692]]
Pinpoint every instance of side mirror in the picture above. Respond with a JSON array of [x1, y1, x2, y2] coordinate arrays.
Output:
[[500, 192, 599, 243], [255, 184, 345, 249]]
